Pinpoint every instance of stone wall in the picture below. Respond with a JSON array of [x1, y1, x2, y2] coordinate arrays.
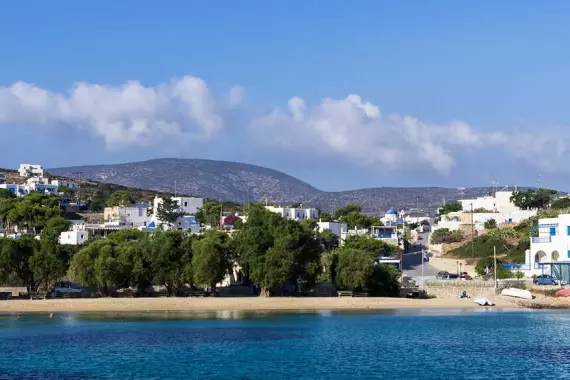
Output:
[[0, 287, 27, 297], [425, 279, 531, 298]]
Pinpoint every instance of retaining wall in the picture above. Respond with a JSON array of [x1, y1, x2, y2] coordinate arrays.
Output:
[[425, 279, 531, 298]]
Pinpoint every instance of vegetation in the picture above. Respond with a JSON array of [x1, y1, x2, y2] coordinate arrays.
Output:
[[156, 196, 184, 225], [510, 189, 556, 210], [195, 201, 222, 227], [331, 204, 382, 229], [475, 257, 515, 279], [484, 219, 497, 230], [438, 202, 462, 215], [551, 197, 570, 210], [105, 190, 134, 207], [430, 228, 463, 244]]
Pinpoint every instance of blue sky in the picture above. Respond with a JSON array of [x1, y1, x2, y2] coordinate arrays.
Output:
[[1, 0, 569, 191]]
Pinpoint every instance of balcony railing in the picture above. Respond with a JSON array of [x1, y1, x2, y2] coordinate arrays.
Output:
[[532, 236, 552, 244]]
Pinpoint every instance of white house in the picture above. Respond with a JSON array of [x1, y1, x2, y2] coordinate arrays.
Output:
[[317, 221, 348, 238], [458, 190, 520, 213], [524, 214, 570, 279], [51, 179, 78, 191], [59, 223, 89, 245], [19, 164, 43, 178], [380, 209, 399, 224], [104, 203, 152, 228], [26, 182, 58, 194], [0, 184, 28, 197], [265, 206, 319, 221]]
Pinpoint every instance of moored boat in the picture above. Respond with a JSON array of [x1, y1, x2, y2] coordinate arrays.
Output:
[[473, 297, 495, 306], [501, 288, 533, 300]]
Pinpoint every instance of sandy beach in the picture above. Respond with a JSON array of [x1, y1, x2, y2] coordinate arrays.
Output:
[[0, 296, 518, 313]]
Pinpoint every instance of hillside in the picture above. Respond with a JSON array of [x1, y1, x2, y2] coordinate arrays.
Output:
[[50, 158, 495, 213]]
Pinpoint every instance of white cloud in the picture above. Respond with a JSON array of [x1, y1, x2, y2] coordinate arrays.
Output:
[[0, 76, 233, 148], [250, 94, 520, 175]]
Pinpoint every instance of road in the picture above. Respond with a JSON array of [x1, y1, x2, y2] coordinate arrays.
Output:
[[402, 230, 440, 287]]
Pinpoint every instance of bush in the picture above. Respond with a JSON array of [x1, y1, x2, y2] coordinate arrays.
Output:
[[450, 234, 526, 263], [475, 257, 514, 279], [551, 197, 570, 210], [484, 219, 497, 230], [430, 228, 463, 244]]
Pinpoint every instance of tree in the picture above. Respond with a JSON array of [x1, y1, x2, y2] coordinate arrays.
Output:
[[510, 189, 556, 210], [319, 211, 332, 222], [45, 216, 72, 235], [105, 190, 133, 207], [438, 202, 462, 215], [139, 230, 193, 295], [551, 197, 570, 210], [29, 231, 67, 292], [316, 250, 338, 284], [343, 235, 397, 256], [107, 228, 145, 243], [430, 228, 463, 244], [484, 219, 497, 230], [3, 235, 38, 292], [336, 248, 375, 289], [156, 196, 183, 225], [195, 201, 222, 227], [367, 264, 400, 296], [233, 204, 321, 296], [475, 257, 513, 279], [58, 186, 75, 197], [0, 189, 15, 199], [192, 230, 232, 295]]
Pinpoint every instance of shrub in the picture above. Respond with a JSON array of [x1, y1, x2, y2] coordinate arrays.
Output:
[[484, 219, 497, 230], [430, 228, 463, 244]]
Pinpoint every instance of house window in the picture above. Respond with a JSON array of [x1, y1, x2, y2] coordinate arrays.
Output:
[[567, 250, 570, 259], [550, 227, 557, 236], [80, 234, 83, 239], [184, 202, 188, 207]]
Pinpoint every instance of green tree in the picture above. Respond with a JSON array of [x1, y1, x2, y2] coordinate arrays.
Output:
[[192, 230, 232, 295], [156, 196, 183, 225], [105, 190, 133, 207], [45, 216, 72, 235], [107, 228, 145, 243], [475, 256, 513, 279], [484, 219, 497, 230], [438, 202, 462, 215], [336, 248, 375, 289], [510, 189, 556, 210], [195, 201, 222, 227], [343, 235, 397, 256], [1, 235, 38, 292], [316, 250, 338, 284], [368, 264, 400, 296], [319, 211, 332, 222], [551, 197, 570, 210], [233, 205, 320, 295], [29, 231, 67, 291], [0, 189, 15, 199]]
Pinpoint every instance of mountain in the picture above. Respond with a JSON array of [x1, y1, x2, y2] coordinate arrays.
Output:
[[49, 158, 494, 214]]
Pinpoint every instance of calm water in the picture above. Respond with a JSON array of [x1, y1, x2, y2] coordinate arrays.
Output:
[[0, 309, 569, 379]]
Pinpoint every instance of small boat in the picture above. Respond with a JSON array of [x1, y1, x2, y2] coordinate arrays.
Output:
[[473, 297, 495, 306], [501, 288, 533, 300], [555, 288, 570, 297]]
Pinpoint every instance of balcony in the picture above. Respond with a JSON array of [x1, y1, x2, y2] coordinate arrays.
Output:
[[532, 236, 552, 244]]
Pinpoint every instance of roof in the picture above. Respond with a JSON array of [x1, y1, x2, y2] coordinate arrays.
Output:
[[386, 209, 397, 215]]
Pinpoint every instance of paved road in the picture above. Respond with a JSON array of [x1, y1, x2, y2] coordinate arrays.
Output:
[[402, 231, 439, 286]]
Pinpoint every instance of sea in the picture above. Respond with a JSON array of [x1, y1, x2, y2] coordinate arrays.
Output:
[[0, 308, 568, 379]]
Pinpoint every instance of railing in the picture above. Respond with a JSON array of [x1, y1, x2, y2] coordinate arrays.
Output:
[[502, 263, 531, 271], [532, 236, 551, 244]]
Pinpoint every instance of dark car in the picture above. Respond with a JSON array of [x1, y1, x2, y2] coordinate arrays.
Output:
[[533, 274, 557, 285]]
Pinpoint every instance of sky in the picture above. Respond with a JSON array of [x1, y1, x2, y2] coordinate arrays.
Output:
[[1, 0, 569, 191]]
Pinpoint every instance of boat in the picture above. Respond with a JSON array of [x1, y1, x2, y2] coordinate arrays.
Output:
[[473, 297, 495, 306], [555, 288, 570, 297], [500, 288, 533, 300]]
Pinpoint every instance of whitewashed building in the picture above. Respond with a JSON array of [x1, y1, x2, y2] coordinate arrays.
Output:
[[458, 190, 520, 213], [317, 221, 348, 238], [104, 203, 152, 228], [370, 225, 399, 246], [51, 179, 78, 191], [19, 164, 44, 178], [59, 223, 89, 245], [265, 206, 319, 221]]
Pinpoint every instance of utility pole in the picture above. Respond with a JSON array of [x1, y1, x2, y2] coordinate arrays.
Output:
[[421, 248, 424, 291], [493, 246, 497, 294], [72, 171, 83, 207], [470, 202, 475, 259], [219, 198, 223, 230]]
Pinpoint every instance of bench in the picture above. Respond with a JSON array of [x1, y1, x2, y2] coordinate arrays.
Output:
[[337, 290, 354, 297]]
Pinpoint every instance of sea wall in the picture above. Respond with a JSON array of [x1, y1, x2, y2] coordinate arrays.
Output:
[[425, 279, 531, 298]]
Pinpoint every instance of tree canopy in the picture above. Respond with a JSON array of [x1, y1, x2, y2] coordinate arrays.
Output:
[[510, 189, 556, 210], [105, 190, 133, 207], [156, 197, 183, 225]]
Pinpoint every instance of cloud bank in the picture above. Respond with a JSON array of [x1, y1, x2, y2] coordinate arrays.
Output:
[[251, 94, 568, 175], [0, 76, 242, 148], [0, 76, 566, 177]]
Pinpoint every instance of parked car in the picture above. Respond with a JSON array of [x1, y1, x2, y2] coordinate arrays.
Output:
[[436, 271, 449, 279], [533, 274, 557, 286], [51, 281, 85, 295]]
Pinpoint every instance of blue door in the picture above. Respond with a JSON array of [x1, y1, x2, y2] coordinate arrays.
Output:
[[550, 227, 556, 236]]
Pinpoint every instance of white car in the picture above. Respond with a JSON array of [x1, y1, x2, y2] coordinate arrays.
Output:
[[51, 281, 84, 295]]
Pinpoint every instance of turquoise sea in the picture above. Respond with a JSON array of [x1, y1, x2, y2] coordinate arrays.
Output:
[[0, 309, 569, 379]]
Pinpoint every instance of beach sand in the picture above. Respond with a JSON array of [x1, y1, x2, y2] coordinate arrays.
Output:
[[0, 296, 517, 313]]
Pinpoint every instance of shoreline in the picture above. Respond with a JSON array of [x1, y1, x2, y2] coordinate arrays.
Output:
[[0, 296, 520, 313]]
